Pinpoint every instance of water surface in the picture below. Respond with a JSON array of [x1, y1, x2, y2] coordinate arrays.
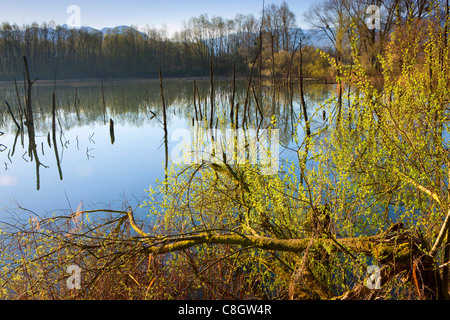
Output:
[[0, 79, 333, 218]]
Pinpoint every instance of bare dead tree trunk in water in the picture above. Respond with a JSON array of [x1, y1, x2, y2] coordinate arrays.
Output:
[[159, 69, 169, 186], [14, 79, 24, 130], [242, 3, 264, 129], [230, 64, 236, 124], [210, 60, 214, 128], [298, 42, 311, 185], [23, 56, 37, 130], [299, 47, 310, 137]]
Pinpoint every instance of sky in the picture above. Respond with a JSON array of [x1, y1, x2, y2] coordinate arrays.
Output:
[[0, 0, 317, 35]]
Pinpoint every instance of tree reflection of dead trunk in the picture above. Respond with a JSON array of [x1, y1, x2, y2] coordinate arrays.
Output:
[[109, 118, 115, 145], [26, 116, 43, 190], [193, 81, 198, 122], [5, 101, 21, 131], [14, 79, 24, 131], [11, 129, 20, 157], [251, 85, 263, 129], [75, 87, 80, 121], [23, 56, 47, 190], [299, 47, 311, 185], [196, 83, 203, 121], [101, 82, 106, 125]]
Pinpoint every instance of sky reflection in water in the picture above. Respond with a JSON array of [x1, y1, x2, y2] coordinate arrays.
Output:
[[0, 80, 332, 218]]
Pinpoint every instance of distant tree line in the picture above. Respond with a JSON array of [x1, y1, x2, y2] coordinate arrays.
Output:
[[0, 0, 446, 81], [0, 2, 331, 81]]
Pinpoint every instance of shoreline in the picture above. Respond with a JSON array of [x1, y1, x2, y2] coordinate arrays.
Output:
[[0, 76, 331, 87]]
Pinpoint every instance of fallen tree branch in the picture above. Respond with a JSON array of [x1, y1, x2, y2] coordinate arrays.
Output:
[[140, 226, 411, 259], [118, 209, 413, 262]]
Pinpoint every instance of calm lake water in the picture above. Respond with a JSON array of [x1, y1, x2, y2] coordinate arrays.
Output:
[[0, 79, 333, 219]]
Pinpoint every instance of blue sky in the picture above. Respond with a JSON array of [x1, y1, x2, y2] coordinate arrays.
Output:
[[0, 0, 317, 34]]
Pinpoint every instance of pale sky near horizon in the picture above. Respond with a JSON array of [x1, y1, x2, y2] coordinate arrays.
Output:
[[0, 0, 317, 34]]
